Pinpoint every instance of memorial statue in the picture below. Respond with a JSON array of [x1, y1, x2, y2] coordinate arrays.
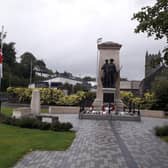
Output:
[[101, 59, 117, 88], [108, 59, 117, 88], [101, 59, 109, 88]]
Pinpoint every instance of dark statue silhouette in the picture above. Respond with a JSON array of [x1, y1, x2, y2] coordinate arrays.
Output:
[[101, 59, 117, 88]]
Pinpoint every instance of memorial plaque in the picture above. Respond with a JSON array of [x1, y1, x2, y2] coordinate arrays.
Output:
[[103, 93, 114, 103]]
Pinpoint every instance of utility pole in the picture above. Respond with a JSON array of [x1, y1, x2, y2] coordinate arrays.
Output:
[[30, 58, 33, 85]]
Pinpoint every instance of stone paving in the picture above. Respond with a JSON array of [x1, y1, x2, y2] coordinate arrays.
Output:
[[14, 115, 168, 168]]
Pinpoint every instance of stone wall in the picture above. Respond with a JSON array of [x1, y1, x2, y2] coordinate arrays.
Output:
[[140, 110, 165, 118], [49, 106, 80, 114]]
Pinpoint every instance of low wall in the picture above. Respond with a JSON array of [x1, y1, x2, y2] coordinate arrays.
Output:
[[140, 109, 165, 118], [49, 106, 80, 114], [12, 107, 31, 119]]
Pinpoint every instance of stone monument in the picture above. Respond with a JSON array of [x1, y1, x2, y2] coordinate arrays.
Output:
[[93, 41, 123, 111], [31, 89, 41, 115]]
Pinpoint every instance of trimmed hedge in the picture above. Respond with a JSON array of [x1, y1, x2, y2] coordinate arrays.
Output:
[[0, 114, 73, 131], [7, 87, 95, 106]]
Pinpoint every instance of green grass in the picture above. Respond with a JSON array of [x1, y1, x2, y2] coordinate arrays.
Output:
[[0, 123, 75, 168], [1, 107, 49, 117], [161, 136, 168, 143], [1, 107, 13, 117]]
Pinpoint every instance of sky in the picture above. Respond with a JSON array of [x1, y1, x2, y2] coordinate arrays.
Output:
[[0, 0, 166, 80]]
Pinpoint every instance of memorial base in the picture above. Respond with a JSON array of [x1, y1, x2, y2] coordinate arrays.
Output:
[[93, 87, 124, 112]]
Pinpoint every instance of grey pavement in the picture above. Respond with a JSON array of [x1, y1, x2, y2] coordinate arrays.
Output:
[[14, 116, 168, 168]]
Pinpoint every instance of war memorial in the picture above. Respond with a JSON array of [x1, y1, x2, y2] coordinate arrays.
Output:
[[79, 41, 140, 121]]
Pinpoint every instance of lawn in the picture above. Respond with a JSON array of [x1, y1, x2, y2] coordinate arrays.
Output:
[[161, 136, 168, 143], [1, 106, 48, 117], [1, 107, 13, 116], [0, 123, 75, 168]]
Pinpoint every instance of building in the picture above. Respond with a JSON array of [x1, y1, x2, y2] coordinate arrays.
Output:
[[120, 80, 140, 95], [139, 52, 168, 95], [29, 76, 82, 88]]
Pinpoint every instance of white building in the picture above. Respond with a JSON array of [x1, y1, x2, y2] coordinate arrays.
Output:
[[29, 76, 82, 88]]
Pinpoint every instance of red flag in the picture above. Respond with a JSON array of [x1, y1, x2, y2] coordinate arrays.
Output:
[[0, 49, 3, 64]]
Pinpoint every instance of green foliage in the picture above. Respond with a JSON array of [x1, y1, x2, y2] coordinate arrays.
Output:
[[120, 91, 156, 109], [39, 88, 64, 105], [155, 125, 168, 136], [2, 42, 16, 66], [57, 94, 81, 106], [120, 91, 134, 105], [0, 39, 54, 90], [0, 123, 75, 168], [7, 87, 32, 103], [0, 114, 73, 131], [132, 0, 168, 65], [7, 87, 95, 106], [140, 92, 155, 109], [132, 0, 168, 40], [151, 80, 168, 111]]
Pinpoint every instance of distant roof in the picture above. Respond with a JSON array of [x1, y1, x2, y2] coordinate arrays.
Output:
[[98, 41, 122, 49]]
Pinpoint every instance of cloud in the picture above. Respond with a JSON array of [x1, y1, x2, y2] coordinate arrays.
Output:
[[1, 0, 165, 80]]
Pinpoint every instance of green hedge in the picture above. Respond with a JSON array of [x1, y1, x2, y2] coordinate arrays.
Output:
[[155, 125, 168, 137], [0, 114, 73, 131], [7, 87, 96, 106]]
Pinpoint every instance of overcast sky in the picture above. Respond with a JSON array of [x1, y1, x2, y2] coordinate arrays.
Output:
[[1, 0, 166, 80]]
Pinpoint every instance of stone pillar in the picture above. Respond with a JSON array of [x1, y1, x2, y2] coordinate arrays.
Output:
[[93, 41, 123, 111], [31, 89, 41, 115]]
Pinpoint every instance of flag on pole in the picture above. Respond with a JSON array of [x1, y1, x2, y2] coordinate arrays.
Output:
[[0, 48, 3, 78], [97, 37, 102, 44]]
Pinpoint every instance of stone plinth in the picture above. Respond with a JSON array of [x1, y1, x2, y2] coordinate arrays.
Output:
[[31, 89, 40, 115]]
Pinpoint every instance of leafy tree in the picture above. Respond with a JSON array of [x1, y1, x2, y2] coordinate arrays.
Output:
[[20, 52, 36, 65], [151, 80, 168, 110], [82, 76, 96, 82], [2, 42, 16, 66], [20, 52, 37, 81], [132, 0, 168, 64], [35, 60, 46, 70]]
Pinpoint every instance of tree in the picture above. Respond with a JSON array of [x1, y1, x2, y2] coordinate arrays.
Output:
[[35, 60, 46, 70], [20, 52, 36, 65], [151, 80, 168, 111], [2, 42, 16, 66], [132, 0, 168, 64]]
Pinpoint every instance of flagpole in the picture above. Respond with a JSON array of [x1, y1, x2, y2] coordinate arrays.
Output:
[[0, 25, 5, 114], [96, 37, 102, 87]]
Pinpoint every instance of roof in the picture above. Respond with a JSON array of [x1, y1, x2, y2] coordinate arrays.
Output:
[[139, 65, 168, 91], [98, 41, 122, 49]]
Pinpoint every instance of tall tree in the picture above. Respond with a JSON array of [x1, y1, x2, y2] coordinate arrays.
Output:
[[132, 0, 168, 64], [2, 42, 16, 66], [20, 52, 36, 81]]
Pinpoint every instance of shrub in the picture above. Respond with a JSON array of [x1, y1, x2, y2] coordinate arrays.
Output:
[[51, 122, 73, 131], [7, 87, 95, 106], [0, 115, 73, 131], [155, 125, 168, 136], [151, 80, 168, 111], [120, 91, 134, 105]]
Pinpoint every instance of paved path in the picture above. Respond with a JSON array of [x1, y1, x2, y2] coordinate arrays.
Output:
[[14, 116, 168, 168]]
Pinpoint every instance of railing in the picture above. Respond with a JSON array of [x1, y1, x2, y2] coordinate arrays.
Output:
[[123, 101, 141, 116]]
